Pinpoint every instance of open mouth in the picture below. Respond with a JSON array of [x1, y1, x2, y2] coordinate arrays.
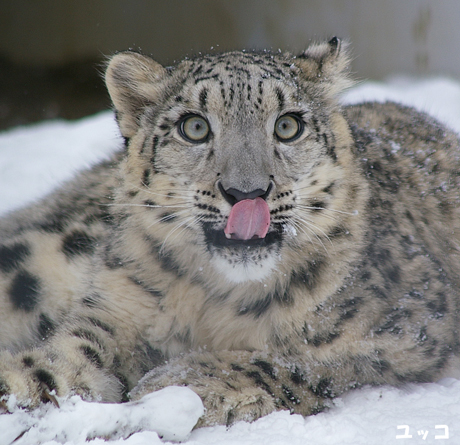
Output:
[[202, 222, 282, 249], [224, 197, 271, 241], [203, 181, 281, 249]]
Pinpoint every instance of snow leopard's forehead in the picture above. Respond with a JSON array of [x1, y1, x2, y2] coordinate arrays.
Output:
[[176, 51, 298, 81], [166, 51, 306, 121]]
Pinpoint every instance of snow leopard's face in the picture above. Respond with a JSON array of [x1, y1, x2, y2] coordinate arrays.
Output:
[[106, 42, 359, 283]]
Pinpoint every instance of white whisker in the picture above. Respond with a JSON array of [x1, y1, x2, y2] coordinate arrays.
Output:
[[159, 214, 199, 254], [103, 203, 191, 209], [292, 214, 332, 255], [127, 181, 193, 199], [296, 205, 358, 217]]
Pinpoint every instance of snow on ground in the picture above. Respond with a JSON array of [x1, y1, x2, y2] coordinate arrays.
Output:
[[1, 77, 460, 445]]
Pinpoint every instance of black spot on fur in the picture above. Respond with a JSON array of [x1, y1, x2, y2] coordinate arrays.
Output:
[[0, 243, 30, 273], [159, 212, 178, 223], [325, 141, 337, 162], [152, 135, 159, 157], [86, 317, 115, 336], [104, 250, 124, 269], [199, 88, 208, 109], [309, 200, 326, 211], [370, 358, 392, 375], [82, 292, 104, 309], [375, 308, 412, 336], [245, 370, 274, 396], [367, 284, 388, 300], [73, 329, 104, 350], [290, 367, 304, 384], [114, 371, 130, 402], [238, 295, 272, 318], [275, 87, 285, 111], [360, 270, 372, 281], [9, 270, 41, 312], [136, 341, 165, 373], [142, 169, 151, 186], [309, 378, 334, 398], [80, 345, 103, 368], [282, 384, 301, 405], [426, 293, 448, 319], [206, 148, 215, 161], [321, 182, 335, 194], [194, 74, 220, 84], [386, 266, 401, 284], [337, 297, 363, 322], [310, 331, 340, 347], [291, 258, 325, 292], [327, 226, 349, 238], [157, 249, 184, 277], [417, 326, 428, 344], [128, 276, 164, 299], [38, 313, 56, 340], [36, 211, 68, 233], [62, 231, 97, 258], [22, 356, 35, 368], [231, 363, 244, 372], [253, 359, 277, 380], [274, 148, 282, 160], [34, 369, 57, 391]]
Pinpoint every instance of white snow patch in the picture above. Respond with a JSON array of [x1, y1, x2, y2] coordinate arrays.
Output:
[[342, 76, 460, 134], [282, 223, 297, 237], [1, 386, 204, 444], [0, 111, 122, 215]]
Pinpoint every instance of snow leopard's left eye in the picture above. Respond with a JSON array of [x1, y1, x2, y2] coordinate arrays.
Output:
[[179, 115, 210, 143], [274, 114, 304, 142]]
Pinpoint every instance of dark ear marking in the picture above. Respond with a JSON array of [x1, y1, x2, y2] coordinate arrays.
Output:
[[328, 36, 341, 55], [295, 38, 352, 96]]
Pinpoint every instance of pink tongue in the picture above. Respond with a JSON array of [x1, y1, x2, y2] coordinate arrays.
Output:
[[224, 197, 271, 241]]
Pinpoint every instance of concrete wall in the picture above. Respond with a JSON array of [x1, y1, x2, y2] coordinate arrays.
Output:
[[0, 0, 459, 79]]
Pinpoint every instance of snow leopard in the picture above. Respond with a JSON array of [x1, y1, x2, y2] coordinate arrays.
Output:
[[0, 37, 459, 428]]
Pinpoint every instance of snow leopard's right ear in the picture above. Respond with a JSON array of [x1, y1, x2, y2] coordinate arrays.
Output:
[[105, 52, 167, 138], [295, 37, 354, 99]]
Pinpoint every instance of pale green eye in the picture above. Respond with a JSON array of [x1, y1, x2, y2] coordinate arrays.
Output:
[[180, 115, 210, 142], [274, 114, 303, 142]]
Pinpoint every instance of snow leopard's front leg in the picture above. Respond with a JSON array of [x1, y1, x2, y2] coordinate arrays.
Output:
[[0, 315, 128, 409], [0, 285, 166, 409], [129, 350, 349, 427]]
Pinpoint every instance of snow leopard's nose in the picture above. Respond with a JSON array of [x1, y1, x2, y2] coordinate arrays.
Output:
[[218, 182, 273, 206]]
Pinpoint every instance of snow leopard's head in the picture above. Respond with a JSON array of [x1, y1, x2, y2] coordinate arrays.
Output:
[[105, 38, 364, 284]]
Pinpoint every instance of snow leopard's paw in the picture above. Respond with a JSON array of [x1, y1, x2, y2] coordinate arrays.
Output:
[[129, 352, 276, 427]]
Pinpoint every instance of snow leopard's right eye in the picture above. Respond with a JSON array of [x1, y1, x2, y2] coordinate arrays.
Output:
[[274, 114, 304, 142], [179, 115, 210, 143]]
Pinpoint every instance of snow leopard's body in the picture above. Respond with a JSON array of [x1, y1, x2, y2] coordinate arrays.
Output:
[[1, 39, 460, 426]]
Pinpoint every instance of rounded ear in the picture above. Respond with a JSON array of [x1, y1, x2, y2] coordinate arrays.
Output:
[[295, 37, 354, 99], [105, 52, 167, 138]]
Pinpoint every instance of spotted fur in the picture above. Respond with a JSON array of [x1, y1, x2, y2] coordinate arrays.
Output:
[[1, 38, 460, 427]]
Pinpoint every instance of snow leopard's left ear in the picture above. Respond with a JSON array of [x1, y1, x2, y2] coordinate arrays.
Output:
[[295, 37, 354, 99], [105, 51, 167, 138]]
